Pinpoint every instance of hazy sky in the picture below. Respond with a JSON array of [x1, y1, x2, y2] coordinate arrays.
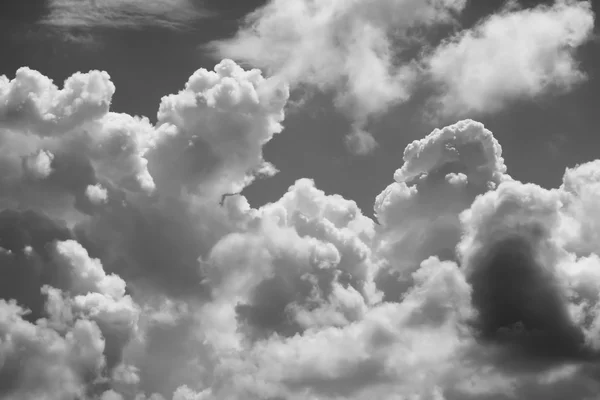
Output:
[[1, 1, 600, 399]]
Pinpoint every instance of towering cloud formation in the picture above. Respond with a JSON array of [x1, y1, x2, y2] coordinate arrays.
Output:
[[2, 10, 600, 398], [0, 60, 291, 399], [374, 120, 508, 286]]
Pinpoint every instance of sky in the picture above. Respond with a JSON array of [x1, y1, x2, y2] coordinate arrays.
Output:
[[1, 0, 600, 399]]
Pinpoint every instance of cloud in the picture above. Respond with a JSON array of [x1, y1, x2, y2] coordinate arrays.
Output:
[[200, 255, 472, 399], [0, 300, 106, 400], [0, 67, 114, 135], [0, 60, 289, 398], [5, 55, 600, 399], [447, 164, 600, 398], [0, 210, 72, 320], [215, 0, 467, 151], [427, 0, 595, 115], [152, 58, 289, 197], [86, 183, 109, 204], [23, 149, 54, 179], [373, 120, 508, 302], [0, 67, 163, 222], [0, 223, 137, 399], [41, 0, 210, 31], [345, 126, 379, 156], [459, 182, 590, 366], [217, 0, 595, 151], [200, 177, 381, 351]]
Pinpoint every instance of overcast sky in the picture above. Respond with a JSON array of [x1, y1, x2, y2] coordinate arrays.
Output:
[[1, 1, 600, 399]]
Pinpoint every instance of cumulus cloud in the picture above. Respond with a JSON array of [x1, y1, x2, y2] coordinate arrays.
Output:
[[23, 149, 54, 179], [0, 210, 72, 320], [152, 58, 289, 197], [373, 119, 508, 302], [0, 67, 165, 223], [41, 0, 211, 31], [0, 301, 106, 400], [0, 59, 289, 399], [427, 0, 595, 115], [0, 67, 114, 135], [86, 184, 109, 204], [4, 51, 600, 399]]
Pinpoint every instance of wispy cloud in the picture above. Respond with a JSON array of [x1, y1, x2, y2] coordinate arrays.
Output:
[[216, 0, 594, 153], [213, 0, 467, 154], [41, 0, 210, 31]]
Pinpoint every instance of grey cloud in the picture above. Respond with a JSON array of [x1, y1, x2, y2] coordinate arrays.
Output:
[[5, 43, 600, 400], [41, 0, 212, 31], [0, 210, 72, 320]]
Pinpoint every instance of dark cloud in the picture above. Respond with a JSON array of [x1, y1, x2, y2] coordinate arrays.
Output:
[[235, 274, 305, 341], [468, 234, 593, 368], [74, 201, 212, 299], [0, 209, 71, 320]]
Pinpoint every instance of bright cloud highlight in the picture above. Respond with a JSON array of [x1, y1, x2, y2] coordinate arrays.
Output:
[[428, 0, 595, 115]]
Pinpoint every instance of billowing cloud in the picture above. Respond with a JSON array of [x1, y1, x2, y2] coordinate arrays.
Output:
[[191, 117, 600, 399], [217, 0, 595, 151], [0, 67, 114, 135], [215, 0, 467, 151], [0, 59, 289, 399], [0, 67, 162, 225], [373, 120, 508, 301], [151, 58, 289, 197], [427, 0, 595, 115], [0, 300, 106, 400], [41, 0, 211, 31], [0, 210, 72, 320], [4, 51, 600, 400]]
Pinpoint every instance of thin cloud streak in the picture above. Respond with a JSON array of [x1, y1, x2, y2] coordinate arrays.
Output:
[[41, 0, 212, 31]]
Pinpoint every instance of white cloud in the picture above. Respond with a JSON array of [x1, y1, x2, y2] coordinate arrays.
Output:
[[152, 59, 289, 197], [201, 256, 472, 399], [5, 52, 600, 399], [86, 183, 109, 204], [42, 0, 210, 31], [0, 66, 158, 219], [0, 67, 114, 135], [427, 0, 595, 115], [215, 0, 467, 150], [218, 0, 595, 146], [200, 177, 381, 352], [447, 162, 600, 397], [23, 149, 54, 179], [53, 239, 126, 298], [0, 60, 288, 399], [373, 120, 509, 293], [0, 301, 107, 399]]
